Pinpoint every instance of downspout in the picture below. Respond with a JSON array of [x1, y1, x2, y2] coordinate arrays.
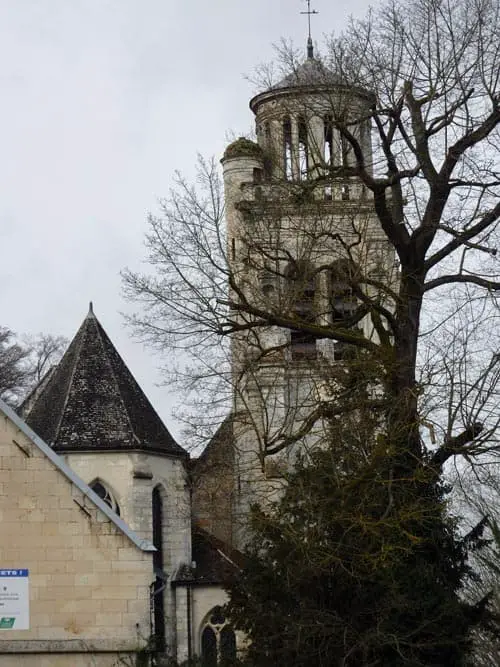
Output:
[[187, 462, 194, 661], [187, 583, 193, 661]]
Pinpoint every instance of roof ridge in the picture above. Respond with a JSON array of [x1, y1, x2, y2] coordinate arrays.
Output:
[[52, 319, 87, 445], [19, 364, 57, 419], [0, 398, 155, 552], [92, 316, 142, 447]]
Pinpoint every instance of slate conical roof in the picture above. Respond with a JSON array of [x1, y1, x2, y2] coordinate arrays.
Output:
[[22, 305, 186, 457], [249, 55, 374, 114], [273, 56, 341, 90]]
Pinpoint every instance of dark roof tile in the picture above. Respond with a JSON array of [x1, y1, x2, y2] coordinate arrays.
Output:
[[21, 308, 186, 457], [173, 527, 244, 586]]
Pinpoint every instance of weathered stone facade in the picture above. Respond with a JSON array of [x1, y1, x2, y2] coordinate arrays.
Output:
[[2, 308, 233, 665], [1, 44, 396, 666], [0, 401, 153, 666], [218, 52, 397, 550], [191, 417, 234, 547]]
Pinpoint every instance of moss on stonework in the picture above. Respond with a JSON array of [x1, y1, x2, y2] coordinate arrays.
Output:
[[223, 137, 263, 160]]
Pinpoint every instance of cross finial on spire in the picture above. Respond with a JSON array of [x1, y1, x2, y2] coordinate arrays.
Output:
[[300, 0, 319, 59]]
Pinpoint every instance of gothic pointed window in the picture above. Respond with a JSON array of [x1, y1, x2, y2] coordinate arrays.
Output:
[[89, 479, 120, 516], [220, 625, 237, 664], [201, 606, 237, 666], [201, 626, 217, 667], [283, 116, 292, 180], [324, 115, 333, 166]]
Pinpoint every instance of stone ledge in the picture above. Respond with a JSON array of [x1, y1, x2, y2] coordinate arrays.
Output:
[[0, 639, 147, 653]]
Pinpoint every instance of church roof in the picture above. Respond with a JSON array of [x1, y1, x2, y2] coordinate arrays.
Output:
[[172, 527, 245, 586], [250, 55, 374, 114], [273, 56, 341, 90], [0, 397, 155, 552], [21, 305, 186, 457]]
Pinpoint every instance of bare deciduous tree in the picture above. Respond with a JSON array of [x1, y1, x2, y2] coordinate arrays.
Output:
[[0, 327, 31, 404], [0, 329, 67, 406], [123, 0, 500, 662], [23, 333, 68, 386]]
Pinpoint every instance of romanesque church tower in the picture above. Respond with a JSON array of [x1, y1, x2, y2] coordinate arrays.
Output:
[[220, 46, 398, 550]]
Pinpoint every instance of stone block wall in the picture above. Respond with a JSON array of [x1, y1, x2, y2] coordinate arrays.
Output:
[[64, 449, 191, 661], [191, 418, 234, 547], [0, 412, 153, 666]]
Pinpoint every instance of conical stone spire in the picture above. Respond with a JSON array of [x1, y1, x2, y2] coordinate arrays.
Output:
[[22, 307, 186, 457]]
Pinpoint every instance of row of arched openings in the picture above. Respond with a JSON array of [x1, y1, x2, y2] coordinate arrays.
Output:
[[260, 259, 359, 359], [281, 115, 351, 182]]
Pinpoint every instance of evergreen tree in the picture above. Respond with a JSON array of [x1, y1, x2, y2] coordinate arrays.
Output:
[[227, 373, 497, 665], [124, 0, 500, 661]]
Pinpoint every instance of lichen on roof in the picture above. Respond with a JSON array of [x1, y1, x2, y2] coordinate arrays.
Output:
[[22, 308, 187, 458], [223, 137, 263, 160]]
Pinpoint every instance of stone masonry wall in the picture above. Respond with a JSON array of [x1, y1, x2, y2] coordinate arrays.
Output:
[[0, 412, 153, 665], [65, 449, 191, 660]]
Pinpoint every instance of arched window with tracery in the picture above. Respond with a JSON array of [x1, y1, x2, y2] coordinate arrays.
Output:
[[285, 260, 317, 358], [201, 606, 236, 666], [89, 479, 120, 516]]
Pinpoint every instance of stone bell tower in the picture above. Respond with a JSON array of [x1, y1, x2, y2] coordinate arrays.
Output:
[[221, 46, 397, 549]]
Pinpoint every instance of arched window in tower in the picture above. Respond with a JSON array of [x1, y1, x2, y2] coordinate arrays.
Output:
[[259, 267, 277, 297], [283, 116, 293, 180], [324, 115, 334, 166], [298, 116, 308, 180], [341, 184, 350, 201], [285, 261, 317, 358], [89, 479, 120, 516], [324, 115, 334, 200], [200, 606, 237, 666], [152, 485, 166, 652], [263, 121, 273, 178], [330, 261, 359, 360]]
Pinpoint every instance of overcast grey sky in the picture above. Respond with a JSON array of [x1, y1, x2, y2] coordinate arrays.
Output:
[[0, 0, 372, 441]]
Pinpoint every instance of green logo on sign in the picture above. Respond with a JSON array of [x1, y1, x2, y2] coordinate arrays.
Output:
[[0, 618, 15, 629]]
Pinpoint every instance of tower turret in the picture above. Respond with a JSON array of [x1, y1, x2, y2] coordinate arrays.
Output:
[[222, 55, 395, 550], [250, 59, 374, 189], [221, 137, 264, 262]]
